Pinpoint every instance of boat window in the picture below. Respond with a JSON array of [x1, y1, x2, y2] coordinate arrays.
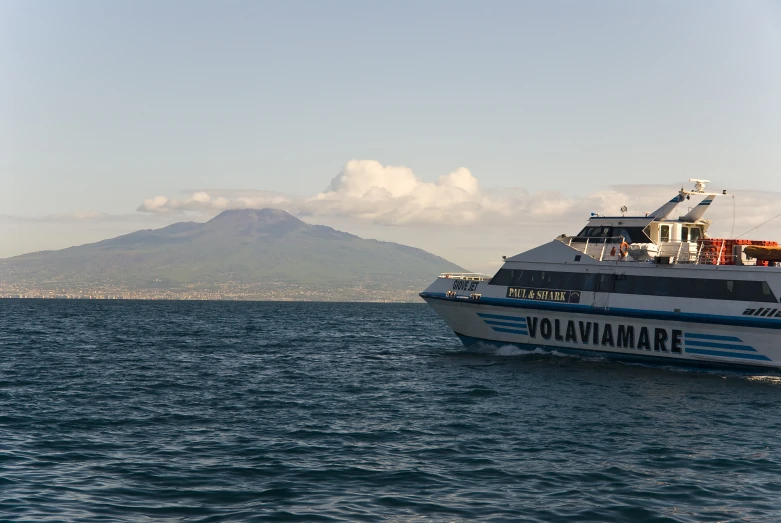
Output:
[[581, 274, 597, 292], [681, 227, 689, 242], [690, 227, 701, 242], [488, 269, 596, 291], [573, 226, 641, 243], [577, 226, 613, 238], [612, 276, 778, 302], [488, 269, 778, 302], [489, 269, 515, 286], [627, 227, 651, 243], [613, 228, 630, 242], [612, 274, 629, 294], [526, 271, 545, 286], [612, 227, 652, 244], [596, 274, 613, 293], [649, 277, 671, 297], [731, 281, 768, 302], [660, 225, 670, 242]]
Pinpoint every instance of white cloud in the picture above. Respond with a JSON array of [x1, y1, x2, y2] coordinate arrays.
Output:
[[132, 160, 781, 242], [137, 190, 294, 214], [137, 196, 172, 213], [300, 160, 490, 225], [48, 210, 113, 221]]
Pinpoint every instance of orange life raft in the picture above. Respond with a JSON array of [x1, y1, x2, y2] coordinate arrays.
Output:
[[744, 245, 781, 262]]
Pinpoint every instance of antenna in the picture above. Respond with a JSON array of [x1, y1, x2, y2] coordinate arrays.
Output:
[[688, 179, 710, 193], [731, 193, 736, 238]]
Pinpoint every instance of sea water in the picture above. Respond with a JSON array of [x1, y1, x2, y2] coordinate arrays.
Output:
[[1, 300, 780, 521]]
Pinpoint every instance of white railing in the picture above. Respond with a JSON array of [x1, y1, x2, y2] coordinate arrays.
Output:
[[558, 236, 766, 266], [563, 236, 626, 262], [439, 273, 488, 281], [658, 241, 698, 263]]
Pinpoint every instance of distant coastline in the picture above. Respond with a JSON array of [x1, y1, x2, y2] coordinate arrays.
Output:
[[0, 283, 426, 302]]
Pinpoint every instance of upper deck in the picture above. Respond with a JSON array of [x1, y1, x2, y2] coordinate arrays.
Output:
[[557, 235, 778, 267], [547, 180, 780, 269]]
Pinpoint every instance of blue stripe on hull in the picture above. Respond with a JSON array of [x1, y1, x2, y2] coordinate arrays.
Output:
[[684, 333, 742, 342], [454, 334, 776, 371], [683, 348, 770, 361], [477, 313, 527, 323], [484, 319, 528, 328], [684, 340, 757, 352], [421, 293, 781, 330], [490, 327, 529, 335]]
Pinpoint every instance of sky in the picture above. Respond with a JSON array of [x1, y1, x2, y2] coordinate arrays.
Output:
[[2, 0, 780, 273]]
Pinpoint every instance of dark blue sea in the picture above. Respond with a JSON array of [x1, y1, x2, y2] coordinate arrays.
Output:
[[2, 300, 781, 522]]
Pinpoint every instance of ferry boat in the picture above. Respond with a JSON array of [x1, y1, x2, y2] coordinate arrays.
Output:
[[420, 180, 781, 370]]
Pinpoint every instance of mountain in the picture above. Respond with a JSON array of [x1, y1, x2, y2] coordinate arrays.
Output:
[[0, 209, 466, 301]]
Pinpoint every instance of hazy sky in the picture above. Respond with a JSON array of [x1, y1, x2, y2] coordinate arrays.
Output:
[[2, 0, 780, 272]]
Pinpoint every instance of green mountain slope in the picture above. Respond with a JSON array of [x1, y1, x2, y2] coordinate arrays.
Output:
[[0, 209, 465, 299]]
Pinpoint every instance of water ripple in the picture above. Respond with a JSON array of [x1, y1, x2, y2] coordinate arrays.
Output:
[[1, 300, 781, 521]]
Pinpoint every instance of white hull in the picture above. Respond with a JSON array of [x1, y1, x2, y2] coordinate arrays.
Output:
[[423, 296, 781, 369]]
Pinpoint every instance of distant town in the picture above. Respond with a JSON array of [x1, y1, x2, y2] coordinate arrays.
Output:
[[0, 279, 426, 302]]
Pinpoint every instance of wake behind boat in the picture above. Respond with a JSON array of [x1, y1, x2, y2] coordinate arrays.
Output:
[[421, 180, 781, 369]]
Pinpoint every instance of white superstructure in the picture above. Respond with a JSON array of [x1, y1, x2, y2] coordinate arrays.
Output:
[[420, 181, 781, 369]]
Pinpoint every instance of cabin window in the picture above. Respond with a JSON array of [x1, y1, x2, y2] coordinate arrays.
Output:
[[488, 269, 778, 302], [488, 269, 596, 291], [681, 227, 689, 242], [690, 227, 702, 242], [576, 226, 652, 243], [613, 227, 643, 243], [489, 269, 515, 286], [577, 226, 612, 238], [526, 271, 544, 286], [660, 225, 670, 242], [616, 276, 777, 302], [612, 228, 628, 242], [596, 274, 614, 293], [625, 227, 652, 243]]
